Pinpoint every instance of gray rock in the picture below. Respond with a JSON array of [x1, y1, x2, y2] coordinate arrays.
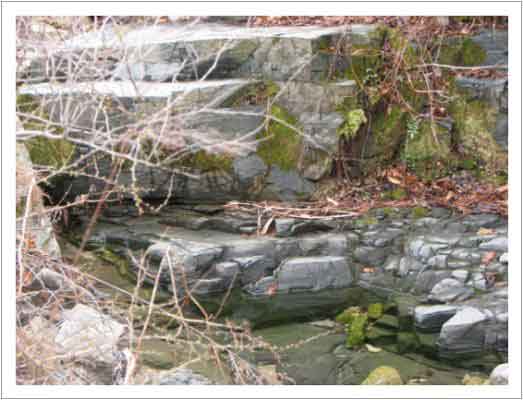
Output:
[[383, 255, 401, 273], [414, 305, 458, 332], [354, 246, 388, 266], [499, 252, 508, 264], [450, 248, 482, 263], [261, 167, 316, 202], [398, 256, 424, 277], [489, 363, 508, 385], [233, 154, 268, 187], [451, 269, 469, 283], [462, 214, 500, 229], [427, 255, 448, 269], [55, 304, 125, 364], [429, 278, 472, 303], [271, 256, 352, 293], [31, 268, 66, 291], [234, 255, 276, 285], [414, 270, 452, 294], [297, 234, 348, 257], [438, 307, 488, 357], [159, 368, 212, 385], [479, 237, 508, 252], [214, 261, 240, 279]]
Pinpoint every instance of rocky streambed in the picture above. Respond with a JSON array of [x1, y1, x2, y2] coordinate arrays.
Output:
[[60, 203, 509, 385]]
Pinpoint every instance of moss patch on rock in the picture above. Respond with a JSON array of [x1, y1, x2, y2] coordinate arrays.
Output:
[[439, 37, 487, 66], [449, 96, 507, 177], [256, 104, 302, 171], [367, 303, 384, 320], [346, 312, 368, 349], [17, 94, 75, 169]]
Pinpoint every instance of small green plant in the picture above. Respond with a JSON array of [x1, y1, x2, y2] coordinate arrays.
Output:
[[338, 109, 367, 140]]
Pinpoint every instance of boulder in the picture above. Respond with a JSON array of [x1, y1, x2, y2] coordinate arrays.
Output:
[[489, 363, 508, 385], [55, 304, 125, 364], [414, 305, 458, 332]]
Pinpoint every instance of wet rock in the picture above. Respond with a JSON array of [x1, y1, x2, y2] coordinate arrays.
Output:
[[429, 278, 473, 303], [361, 366, 403, 385], [479, 237, 508, 252], [414, 305, 458, 332], [489, 363, 508, 385]]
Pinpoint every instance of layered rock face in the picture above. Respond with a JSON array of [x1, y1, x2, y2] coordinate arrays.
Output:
[[18, 22, 508, 203], [72, 203, 508, 366]]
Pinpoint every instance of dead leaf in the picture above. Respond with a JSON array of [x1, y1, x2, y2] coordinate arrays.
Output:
[[481, 251, 497, 265], [260, 216, 274, 235], [365, 344, 382, 353], [387, 176, 402, 186], [477, 227, 495, 236]]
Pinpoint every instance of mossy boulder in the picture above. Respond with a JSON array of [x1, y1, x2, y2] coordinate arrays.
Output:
[[362, 366, 403, 385]]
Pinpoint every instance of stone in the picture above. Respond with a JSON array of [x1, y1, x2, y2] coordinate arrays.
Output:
[[361, 366, 403, 385], [261, 166, 316, 202], [233, 153, 268, 188], [427, 255, 448, 269], [499, 252, 508, 264], [266, 256, 352, 293], [55, 304, 125, 364], [414, 270, 453, 294], [398, 256, 424, 277], [353, 246, 388, 266], [31, 268, 66, 291], [451, 269, 469, 283], [450, 248, 482, 264], [414, 305, 458, 332], [438, 307, 488, 357], [489, 363, 508, 385], [479, 237, 508, 252], [158, 369, 212, 385], [429, 278, 472, 303], [383, 255, 401, 272], [234, 255, 276, 285]]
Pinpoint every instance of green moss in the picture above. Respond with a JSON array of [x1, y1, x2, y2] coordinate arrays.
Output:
[[381, 207, 398, 218], [355, 215, 379, 228], [449, 96, 507, 176], [96, 248, 130, 277], [338, 108, 367, 139], [397, 332, 420, 354], [411, 206, 429, 219], [375, 314, 400, 330], [346, 312, 368, 349], [17, 94, 75, 169], [336, 306, 361, 325], [367, 303, 384, 320], [256, 105, 302, 171], [439, 37, 487, 66]]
